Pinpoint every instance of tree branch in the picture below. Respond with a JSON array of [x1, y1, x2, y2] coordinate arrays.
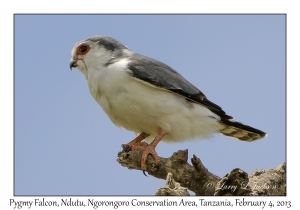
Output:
[[117, 149, 286, 196], [155, 172, 190, 196]]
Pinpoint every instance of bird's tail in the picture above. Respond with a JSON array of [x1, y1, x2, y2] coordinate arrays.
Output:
[[219, 120, 267, 142]]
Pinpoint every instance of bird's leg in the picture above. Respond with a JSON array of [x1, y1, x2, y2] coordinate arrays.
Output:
[[141, 131, 166, 171], [122, 132, 150, 152]]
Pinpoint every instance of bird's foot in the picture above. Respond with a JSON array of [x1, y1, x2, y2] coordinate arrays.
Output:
[[141, 144, 160, 171], [121, 132, 165, 172], [121, 141, 159, 172], [121, 142, 148, 152], [121, 132, 150, 152]]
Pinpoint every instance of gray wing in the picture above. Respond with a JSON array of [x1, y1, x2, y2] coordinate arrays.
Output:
[[127, 53, 232, 120]]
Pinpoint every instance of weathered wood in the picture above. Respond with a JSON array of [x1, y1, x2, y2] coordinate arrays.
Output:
[[117, 149, 286, 196]]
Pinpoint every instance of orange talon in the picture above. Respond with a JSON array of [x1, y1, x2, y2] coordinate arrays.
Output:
[[122, 131, 166, 172], [122, 132, 149, 152], [141, 143, 161, 170], [140, 131, 166, 171]]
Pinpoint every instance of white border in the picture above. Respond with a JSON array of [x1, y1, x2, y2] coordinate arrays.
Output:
[[1, 0, 298, 209]]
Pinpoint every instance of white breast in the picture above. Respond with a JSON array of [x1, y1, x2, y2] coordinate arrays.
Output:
[[86, 58, 221, 143]]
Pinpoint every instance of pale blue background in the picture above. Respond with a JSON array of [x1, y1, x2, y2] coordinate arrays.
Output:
[[15, 15, 285, 195]]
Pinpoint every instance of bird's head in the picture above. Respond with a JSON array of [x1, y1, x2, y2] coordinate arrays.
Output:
[[70, 36, 127, 78]]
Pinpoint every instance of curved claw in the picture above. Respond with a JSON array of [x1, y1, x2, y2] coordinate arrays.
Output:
[[141, 146, 160, 171], [121, 144, 132, 152]]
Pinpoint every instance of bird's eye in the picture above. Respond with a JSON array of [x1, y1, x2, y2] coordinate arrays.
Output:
[[77, 44, 90, 55]]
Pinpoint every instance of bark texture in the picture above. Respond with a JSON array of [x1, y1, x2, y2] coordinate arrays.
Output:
[[117, 149, 286, 196], [155, 172, 190, 196]]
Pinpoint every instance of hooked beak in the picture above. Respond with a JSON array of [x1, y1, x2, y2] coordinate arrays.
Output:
[[69, 59, 78, 70]]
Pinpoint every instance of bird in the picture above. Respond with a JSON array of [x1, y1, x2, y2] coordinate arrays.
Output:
[[70, 36, 267, 172]]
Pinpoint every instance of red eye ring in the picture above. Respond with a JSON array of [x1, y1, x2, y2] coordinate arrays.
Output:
[[76, 44, 90, 55]]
